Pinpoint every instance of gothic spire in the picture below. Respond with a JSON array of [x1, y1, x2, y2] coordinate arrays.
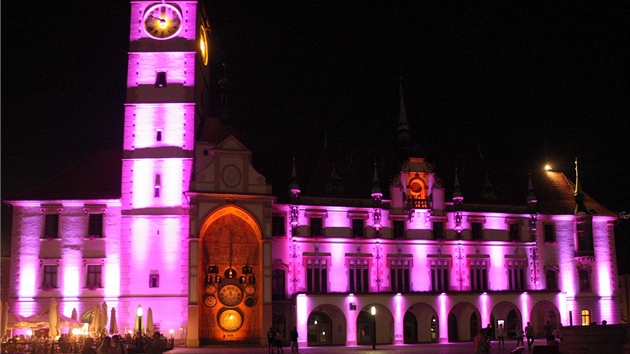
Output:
[[371, 163, 382, 198], [397, 77, 411, 148], [289, 157, 300, 197], [574, 158, 589, 214], [452, 168, 463, 201]]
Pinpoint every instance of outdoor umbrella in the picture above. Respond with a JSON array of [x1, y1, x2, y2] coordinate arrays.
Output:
[[71, 308, 78, 321], [49, 298, 61, 338], [109, 308, 119, 335], [134, 306, 141, 335], [101, 302, 108, 333], [90, 305, 101, 334], [146, 307, 154, 334]]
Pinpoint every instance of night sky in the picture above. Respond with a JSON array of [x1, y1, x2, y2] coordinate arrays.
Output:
[[2, 1, 629, 216]]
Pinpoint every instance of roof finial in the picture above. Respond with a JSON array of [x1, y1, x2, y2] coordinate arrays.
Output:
[[573, 158, 589, 214]]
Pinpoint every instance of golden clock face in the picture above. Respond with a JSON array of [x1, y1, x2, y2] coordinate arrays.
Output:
[[199, 25, 210, 66], [218, 309, 243, 332], [218, 284, 243, 307], [245, 284, 256, 295], [204, 296, 217, 308], [205, 284, 216, 295], [143, 4, 183, 40]]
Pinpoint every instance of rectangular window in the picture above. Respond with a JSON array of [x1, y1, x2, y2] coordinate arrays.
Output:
[[272, 216, 285, 237], [471, 222, 483, 241], [430, 259, 450, 292], [469, 259, 488, 291], [310, 217, 323, 237], [352, 219, 364, 238], [393, 220, 405, 239], [349, 258, 369, 293], [544, 224, 556, 243], [390, 258, 411, 293], [43, 265, 58, 289], [272, 269, 286, 300], [156, 130, 162, 142], [576, 219, 593, 252], [154, 174, 161, 198], [509, 223, 520, 242], [507, 259, 526, 291], [433, 221, 444, 240], [306, 259, 327, 293], [86, 265, 102, 288], [155, 71, 167, 88], [149, 273, 159, 288], [43, 214, 59, 239], [87, 214, 103, 238]]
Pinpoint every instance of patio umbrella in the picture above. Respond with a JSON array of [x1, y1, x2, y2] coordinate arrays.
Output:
[[146, 307, 154, 334], [90, 305, 101, 334], [71, 308, 78, 321], [101, 302, 108, 332], [133, 305, 141, 335], [109, 308, 119, 335], [49, 298, 61, 338]]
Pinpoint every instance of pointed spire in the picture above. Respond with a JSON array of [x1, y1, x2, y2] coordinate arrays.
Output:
[[452, 168, 463, 201], [397, 77, 411, 147], [482, 172, 497, 200], [573, 158, 589, 214], [371, 163, 382, 198], [289, 157, 300, 196], [527, 172, 537, 214]]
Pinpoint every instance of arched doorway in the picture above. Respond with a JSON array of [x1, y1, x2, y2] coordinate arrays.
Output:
[[448, 302, 480, 342], [491, 301, 522, 339], [531, 301, 560, 337], [406, 303, 439, 343], [403, 311, 417, 343], [308, 311, 332, 346], [357, 304, 393, 346]]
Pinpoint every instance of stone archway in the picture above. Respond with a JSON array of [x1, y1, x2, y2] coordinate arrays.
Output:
[[405, 303, 439, 343], [491, 301, 522, 339], [531, 300, 560, 338], [357, 304, 393, 346], [448, 302, 481, 342], [307, 304, 346, 346]]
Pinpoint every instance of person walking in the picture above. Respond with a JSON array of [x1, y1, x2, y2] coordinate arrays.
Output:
[[495, 323, 505, 350], [289, 327, 298, 354], [525, 322, 535, 349], [515, 324, 524, 347], [274, 330, 284, 353], [473, 328, 491, 354], [267, 328, 275, 353]]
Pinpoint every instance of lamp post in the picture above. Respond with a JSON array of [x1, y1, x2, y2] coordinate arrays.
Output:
[[370, 306, 376, 350], [136, 305, 143, 353]]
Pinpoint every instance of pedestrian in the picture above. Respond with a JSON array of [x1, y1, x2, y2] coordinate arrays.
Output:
[[543, 321, 553, 342], [289, 327, 298, 354], [97, 336, 114, 354], [474, 328, 491, 354], [525, 322, 535, 349], [515, 324, 524, 347], [496, 323, 505, 350], [267, 328, 275, 353], [275, 330, 283, 353]]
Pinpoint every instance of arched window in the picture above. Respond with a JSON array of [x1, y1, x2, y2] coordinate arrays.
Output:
[[581, 309, 591, 326]]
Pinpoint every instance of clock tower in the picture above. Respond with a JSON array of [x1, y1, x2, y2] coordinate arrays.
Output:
[[121, 0, 211, 344]]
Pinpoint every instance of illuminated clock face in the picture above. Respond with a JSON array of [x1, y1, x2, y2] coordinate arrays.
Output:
[[199, 25, 210, 66], [218, 284, 243, 307], [218, 309, 243, 332], [245, 284, 256, 295], [143, 4, 183, 40]]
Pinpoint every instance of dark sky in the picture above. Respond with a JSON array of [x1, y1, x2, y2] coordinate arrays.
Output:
[[2, 1, 629, 214]]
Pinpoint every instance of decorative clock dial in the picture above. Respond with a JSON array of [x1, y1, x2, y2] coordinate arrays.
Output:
[[218, 309, 243, 332], [224, 267, 237, 279], [205, 284, 217, 295], [218, 284, 243, 307], [204, 296, 217, 308], [143, 4, 183, 40], [245, 284, 256, 295], [199, 25, 210, 66]]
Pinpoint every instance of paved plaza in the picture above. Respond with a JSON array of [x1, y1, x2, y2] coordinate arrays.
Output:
[[167, 341, 536, 353]]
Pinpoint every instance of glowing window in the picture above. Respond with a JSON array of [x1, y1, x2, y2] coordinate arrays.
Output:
[[43, 214, 59, 239], [581, 309, 591, 326], [87, 214, 103, 238]]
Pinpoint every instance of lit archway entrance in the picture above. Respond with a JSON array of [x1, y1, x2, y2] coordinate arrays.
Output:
[[405, 303, 439, 343], [448, 302, 480, 342], [357, 304, 393, 346], [403, 311, 417, 343], [308, 311, 332, 346]]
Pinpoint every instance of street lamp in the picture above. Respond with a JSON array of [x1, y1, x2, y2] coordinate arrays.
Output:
[[137, 305, 143, 353], [370, 306, 376, 350]]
